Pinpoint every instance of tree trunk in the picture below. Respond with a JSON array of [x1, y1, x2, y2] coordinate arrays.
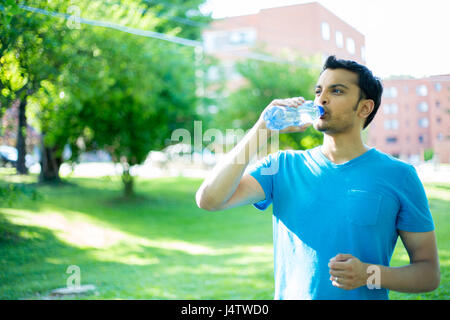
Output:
[[39, 135, 62, 183], [16, 98, 28, 174], [122, 167, 134, 198]]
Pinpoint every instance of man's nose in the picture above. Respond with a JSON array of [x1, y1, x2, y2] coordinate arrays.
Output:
[[316, 92, 329, 106]]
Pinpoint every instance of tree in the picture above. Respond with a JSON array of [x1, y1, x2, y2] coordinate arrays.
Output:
[[29, 0, 206, 195], [4, 0, 210, 192], [1, 0, 71, 175], [72, 30, 199, 197], [141, 0, 212, 40], [424, 149, 434, 162], [214, 53, 324, 151]]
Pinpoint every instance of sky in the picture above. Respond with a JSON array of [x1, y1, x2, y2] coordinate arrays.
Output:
[[200, 0, 450, 78]]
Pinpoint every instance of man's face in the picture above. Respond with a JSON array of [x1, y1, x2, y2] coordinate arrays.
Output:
[[313, 68, 364, 134]]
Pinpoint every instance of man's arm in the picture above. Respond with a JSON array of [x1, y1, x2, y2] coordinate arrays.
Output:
[[376, 230, 440, 293], [196, 97, 308, 212], [195, 118, 271, 211], [329, 230, 440, 292]]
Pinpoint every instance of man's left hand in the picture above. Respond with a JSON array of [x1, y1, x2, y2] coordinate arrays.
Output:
[[328, 253, 369, 290]]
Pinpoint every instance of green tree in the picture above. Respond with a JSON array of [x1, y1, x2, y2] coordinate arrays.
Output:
[[70, 28, 199, 197], [1, 0, 72, 175], [215, 54, 324, 150], [4, 0, 210, 194], [424, 149, 434, 162], [141, 0, 212, 40]]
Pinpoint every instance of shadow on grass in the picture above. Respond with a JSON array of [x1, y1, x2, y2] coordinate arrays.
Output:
[[4, 176, 272, 248], [0, 176, 274, 299], [3, 177, 447, 300], [0, 213, 274, 300]]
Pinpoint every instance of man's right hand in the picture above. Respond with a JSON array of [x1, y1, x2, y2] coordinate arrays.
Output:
[[257, 96, 313, 134], [197, 96, 312, 212]]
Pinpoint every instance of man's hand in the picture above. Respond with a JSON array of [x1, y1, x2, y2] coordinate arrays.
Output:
[[328, 254, 369, 290], [257, 97, 312, 134]]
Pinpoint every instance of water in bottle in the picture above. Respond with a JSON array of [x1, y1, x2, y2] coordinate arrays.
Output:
[[263, 100, 325, 130]]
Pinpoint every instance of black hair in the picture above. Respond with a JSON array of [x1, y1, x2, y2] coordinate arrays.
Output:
[[322, 55, 383, 129]]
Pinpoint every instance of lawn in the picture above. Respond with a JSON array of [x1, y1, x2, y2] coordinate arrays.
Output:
[[0, 170, 448, 300]]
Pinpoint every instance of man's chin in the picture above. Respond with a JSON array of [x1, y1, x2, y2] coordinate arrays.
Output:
[[313, 121, 328, 132]]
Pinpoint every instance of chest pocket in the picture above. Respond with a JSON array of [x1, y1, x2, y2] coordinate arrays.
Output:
[[346, 189, 382, 226]]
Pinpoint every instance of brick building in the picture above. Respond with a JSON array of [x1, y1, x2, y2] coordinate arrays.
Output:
[[368, 75, 450, 164], [202, 2, 450, 164], [203, 2, 366, 89]]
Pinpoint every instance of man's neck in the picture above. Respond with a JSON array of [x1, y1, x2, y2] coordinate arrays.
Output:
[[321, 132, 369, 165]]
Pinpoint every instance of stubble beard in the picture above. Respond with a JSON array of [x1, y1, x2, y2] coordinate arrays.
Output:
[[314, 96, 363, 134]]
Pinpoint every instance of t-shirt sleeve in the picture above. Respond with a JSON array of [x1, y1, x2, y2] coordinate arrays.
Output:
[[246, 151, 280, 211], [396, 165, 435, 232]]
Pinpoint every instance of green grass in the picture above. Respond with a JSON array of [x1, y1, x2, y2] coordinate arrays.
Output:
[[389, 182, 450, 300], [0, 170, 448, 300]]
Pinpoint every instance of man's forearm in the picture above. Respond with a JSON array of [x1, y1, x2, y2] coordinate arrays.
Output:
[[366, 260, 440, 293], [196, 119, 272, 210]]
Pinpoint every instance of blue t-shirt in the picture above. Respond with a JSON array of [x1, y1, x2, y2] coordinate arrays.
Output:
[[248, 146, 434, 300]]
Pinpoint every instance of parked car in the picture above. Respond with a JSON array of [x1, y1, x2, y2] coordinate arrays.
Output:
[[0, 145, 18, 168]]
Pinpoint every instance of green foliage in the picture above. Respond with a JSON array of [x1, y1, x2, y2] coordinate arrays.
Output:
[[215, 54, 324, 150], [141, 0, 212, 40], [0, 0, 21, 28], [1, 0, 211, 193], [68, 29, 199, 166], [424, 149, 434, 162], [0, 183, 40, 206]]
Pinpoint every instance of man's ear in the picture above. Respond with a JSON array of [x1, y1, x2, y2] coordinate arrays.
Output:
[[358, 99, 375, 120]]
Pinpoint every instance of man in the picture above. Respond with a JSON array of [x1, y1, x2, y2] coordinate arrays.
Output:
[[195, 56, 440, 300]]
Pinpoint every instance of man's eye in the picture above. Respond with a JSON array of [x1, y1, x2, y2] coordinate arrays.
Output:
[[315, 90, 321, 95], [333, 89, 343, 94]]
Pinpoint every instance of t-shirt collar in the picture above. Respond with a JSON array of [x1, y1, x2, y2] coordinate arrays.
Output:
[[317, 145, 376, 169]]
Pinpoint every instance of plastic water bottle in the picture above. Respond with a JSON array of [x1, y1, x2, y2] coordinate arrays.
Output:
[[263, 100, 325, 130]]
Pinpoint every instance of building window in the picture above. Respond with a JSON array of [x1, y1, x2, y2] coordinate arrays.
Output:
[[383, 87, 398, 98], [210, 34, 229, 50], [361, 45, 366, 61], [203, 29, 257, 52], [383, 104, 398, 114], [404, 86, 409, 94], [416, 84, 428, 96], [435, 83, 442, 91], [436, 117, 441, 124], [392, 104, 398, 113], [437, 133, 443, 141], [417, 102, 428, 112], [229, 30, 256, 45], [418, 135, 424, 143], [346, 37, 355, 55], [418, 118, 429, 128], [335, 31, 344, 48], [436, 101, 440, 108], [386, 137, 398, 144], [321, 22, 330, 40], [384, 119, 399, 130], [229, 32, 244, 44]]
